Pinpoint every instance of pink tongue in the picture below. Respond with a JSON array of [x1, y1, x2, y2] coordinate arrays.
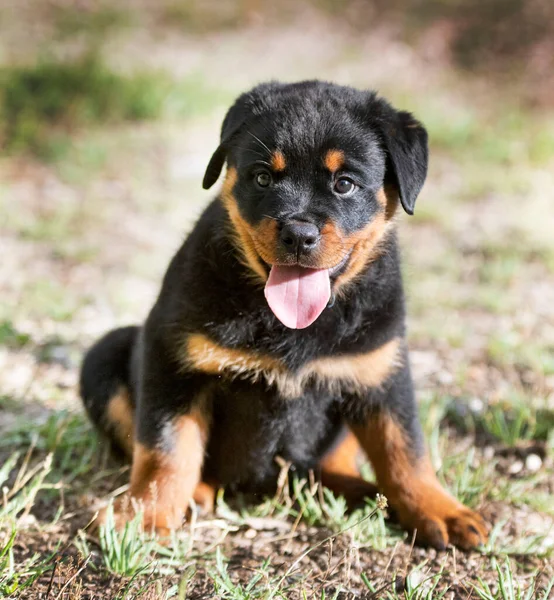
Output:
[[264, 266, 331, 329]]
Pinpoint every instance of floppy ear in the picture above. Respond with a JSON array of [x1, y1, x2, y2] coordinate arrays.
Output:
[[202, 93, 252, 190], [379, 108, 429, 215], [202, 144, 228, 190]]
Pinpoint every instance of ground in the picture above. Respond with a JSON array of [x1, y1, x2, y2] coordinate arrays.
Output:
[[1, 2, 554, 599]]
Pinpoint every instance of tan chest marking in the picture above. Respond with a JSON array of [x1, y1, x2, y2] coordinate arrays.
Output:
[[184, 333, 401, 398]]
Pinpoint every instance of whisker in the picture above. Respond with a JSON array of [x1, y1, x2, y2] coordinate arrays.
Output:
[[227, 144, 266, 159], [246, 130, 272, 156]]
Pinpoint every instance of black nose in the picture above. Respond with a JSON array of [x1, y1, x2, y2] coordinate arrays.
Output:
[[279, 221, 321, 254]]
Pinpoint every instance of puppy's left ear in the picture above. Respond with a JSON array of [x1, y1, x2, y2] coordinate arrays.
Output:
[[379, 108, 429, 215]]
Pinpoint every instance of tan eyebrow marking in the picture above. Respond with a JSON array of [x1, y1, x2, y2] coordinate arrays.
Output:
[[324, 149, 344, 173], [270, 150, 286, 172]]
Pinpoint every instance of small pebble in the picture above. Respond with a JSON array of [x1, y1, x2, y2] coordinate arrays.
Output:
[[244, 528, 257, 539], [408, 570, 424, 588], [508, 460, 524, 475], [17, 514, 37, 527], [468, 397, 484, 413], [525, 453, 542, 472], [437, 371, 454, 385], [483, 446, 495, 460]]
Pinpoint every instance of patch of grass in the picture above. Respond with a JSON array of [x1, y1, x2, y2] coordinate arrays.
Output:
[[481, 403, 536, 447], [447, 395, 553, 447], [439, 448, 491, 509], [18, 278, 86, 322], [472, 557, 554, 600], [208, 548, 282, 599], [417, 393, 450, 466], [76, 506, 198, 582], [0, 452, 53, 524], [1, 411, 101, 485], [483, 520, 554, 557], [243, 475, 398, 551], [0, 529, 55, 597], [362, 563, 451, 600], [17, 204, 81, 244], [411, 98, 554, 169], [494, 474, 554, 515], [0, 530, 17, 596], [486, 333, 554, 377], [0, 321, 31, 349], [0, 452, 58, 594], [98, 504, 156, 578], [53, 4, 133, 39], [0, 52, 215, 161]]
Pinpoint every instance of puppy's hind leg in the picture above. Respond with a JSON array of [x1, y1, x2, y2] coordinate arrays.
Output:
[[319, 428, 378, 507], [80, 325, 139, 457]]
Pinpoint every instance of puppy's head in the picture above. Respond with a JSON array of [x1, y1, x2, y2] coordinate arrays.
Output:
[[204, 81, 428, 329]]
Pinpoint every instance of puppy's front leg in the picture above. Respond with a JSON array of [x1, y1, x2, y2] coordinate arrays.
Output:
[[347, 364, 488, 550], [103, 324, 211, 535], [126, 395, 210, 535]]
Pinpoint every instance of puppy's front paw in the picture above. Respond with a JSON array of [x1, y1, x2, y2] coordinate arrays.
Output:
[[93, 495, 181, 537], [396, 486, 489, 550]]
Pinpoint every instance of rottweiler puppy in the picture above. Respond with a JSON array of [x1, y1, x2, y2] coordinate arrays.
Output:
[[80, 80, 488, 549]]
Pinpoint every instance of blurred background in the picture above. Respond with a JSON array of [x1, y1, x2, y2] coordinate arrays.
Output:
[[1, 0, 554, 418], [1, 4, 554, 594]]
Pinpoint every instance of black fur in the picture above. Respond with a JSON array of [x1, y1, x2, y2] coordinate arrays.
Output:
[[81, 80, 428, 494]]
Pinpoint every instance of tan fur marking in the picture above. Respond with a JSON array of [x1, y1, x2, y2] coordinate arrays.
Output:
[[319, 430, 378, 505], [250, 218, 280, 266], [186, 333, 284, 378], [306, 337, 401, 390], [270, 150, 286, 172], [351, 414, 489, 548], [324, 149, 344, 173], [220, 171, 397, 287], [221, 168, 268, 283], [285, 187, 400, 295], [192, 479, 218, 513], [333, 196, 396, 294], [184, 334, 401, 398], [127, 399, 210, 533], [315, 221, 348, 267], [320, 430, 361, 477], [380, 185, 400, 221], [352, 414, 425, 501], [375, 187, 387, 209], [106, 388, 134, 456]]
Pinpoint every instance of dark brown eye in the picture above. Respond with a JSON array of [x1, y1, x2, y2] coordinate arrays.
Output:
[[334, 177, 355, 195], [255, 171, 272, 188]]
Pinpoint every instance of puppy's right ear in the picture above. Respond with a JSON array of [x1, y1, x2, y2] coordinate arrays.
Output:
[[202, 94, 251, 190], [202, 144, 228, 190]]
